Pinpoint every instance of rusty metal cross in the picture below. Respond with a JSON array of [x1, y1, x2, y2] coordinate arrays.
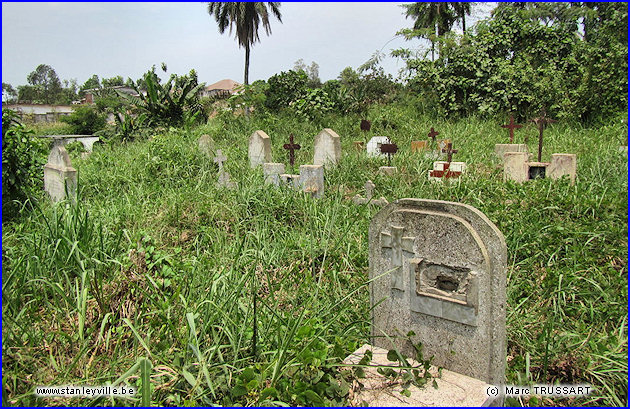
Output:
[[531, 109, 557, 162], [428, 127, 439, 143], [283, 133, 301, 166], [442, 142, 458, 163], [360, 119, 371, 132], [501, 114, 522, 143], [380, 143, 398, 166]]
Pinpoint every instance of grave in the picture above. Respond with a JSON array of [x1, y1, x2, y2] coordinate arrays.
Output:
[[44, 144, 78, 202], [495, 114, 524, 159], [345, 198, 507, 406], [378, 142, 399, 176], [283, 134, 301, 167], [38, 134, 100, 152], [313, 128, 341, 166], [277, 164, 324, 198], [248, 130, 273, 168], [214, 149, 237, 188], [366, 136, 392, 158], [263, 163, 285, 186], [504, 152, 577, 184], [198, 134, 215, 157], [352, 180, 388, 206], [428, 142, 466, 181], [411, 140, 429, 153]]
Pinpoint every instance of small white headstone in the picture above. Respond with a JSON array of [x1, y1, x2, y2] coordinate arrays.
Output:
[[366, 136, 391, 158], [249, 130, 273, 168], [313, 128, 341, 166]]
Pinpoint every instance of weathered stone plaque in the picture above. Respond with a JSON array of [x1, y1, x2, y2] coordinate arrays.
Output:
[[313, 128, 341, 166], [198, 134, 215, 157], [369, 199, 507, 385], [248, 130, 272, 168], [43, 144, 77, 203]]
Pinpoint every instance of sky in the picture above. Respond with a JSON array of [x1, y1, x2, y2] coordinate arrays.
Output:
[[2, 2, 495, 89]]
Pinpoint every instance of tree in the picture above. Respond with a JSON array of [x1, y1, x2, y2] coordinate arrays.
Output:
[[2, 83, 17, 103], [293, 59, 321, 88], [450, 2, 473, 34], [402, 2, 456, 61], [207, 2, 282, 86], [26, 64, 63, 104], [81, 74, 101, 93], [102, 75, 124, 88]]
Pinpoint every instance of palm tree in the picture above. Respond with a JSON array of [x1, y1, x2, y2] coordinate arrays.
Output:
[[207, 2, 282, 86], [449, 2, 473, 35], [403, 2, 456, 61]]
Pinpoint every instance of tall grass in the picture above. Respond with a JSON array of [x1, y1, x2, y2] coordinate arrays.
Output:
[[2, 107, 627, 406]]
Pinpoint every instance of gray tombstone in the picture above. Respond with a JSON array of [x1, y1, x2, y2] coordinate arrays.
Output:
[[249, 130, 272, 168], [353, 180, 388, 206], [263, 162, 286, 186], [214, 149, 237, 189], [198, 134, 216, 157], [369, 198, 507, 386], [313, 128, 341, 166], [44, 144, 77, 202], [298, 164, 324, 198]]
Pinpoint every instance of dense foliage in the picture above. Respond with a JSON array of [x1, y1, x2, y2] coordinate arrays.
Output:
[[397, 2, 628, 123], [1, 109, 47, 217], [60, 105, 107, 135]]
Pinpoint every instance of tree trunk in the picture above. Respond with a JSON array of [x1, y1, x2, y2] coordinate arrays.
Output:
[[462, 13, 466, 34], [244, 42, 250, 116]]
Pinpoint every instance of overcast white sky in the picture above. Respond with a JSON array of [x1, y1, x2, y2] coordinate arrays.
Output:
[[2, 2, 495, 88]]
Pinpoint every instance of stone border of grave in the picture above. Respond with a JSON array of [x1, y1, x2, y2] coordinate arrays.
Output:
[[38, 135, 100, 152]]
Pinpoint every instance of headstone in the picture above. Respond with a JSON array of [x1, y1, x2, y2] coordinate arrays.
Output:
[[369, 198, 507, 386], [353, 180, 388, 206], [411, 140, 429, 153], [214, 149, 237, 188], [547, 153, 577, 185], [495, 143, 528, 160], [503, 152, 529, 183], [428, 161, 466, 181], [44, 144, 77, 202], [198, 134, 215, 157], [263, 163, 285, 186], [299, 164, 324, 198], [366, 136, 392, 158], [378, 166, 397, 176], [248, 130, 272, 168], [437, 139, 451, 154], [313, 128, 341, 166]]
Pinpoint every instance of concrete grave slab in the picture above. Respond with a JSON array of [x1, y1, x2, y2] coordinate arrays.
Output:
[[313, 128, 341, 166]]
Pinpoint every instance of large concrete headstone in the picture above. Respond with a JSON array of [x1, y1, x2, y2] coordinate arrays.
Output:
[[299, 164, 324, 198], [369, 199, 507, 386], [313, 128, 341, 166], [366, 136, 392, 158], [44, 144, 77, 202], [495, 143, 528, 160], [263, 162, 286, 186], [248, 130, 273, 168], [547, 153, 577, 184]]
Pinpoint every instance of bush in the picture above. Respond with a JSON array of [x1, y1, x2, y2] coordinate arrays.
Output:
[[2, 109, 48, 216], [60, 105, 106, 134], [265, 70, 309, 111]]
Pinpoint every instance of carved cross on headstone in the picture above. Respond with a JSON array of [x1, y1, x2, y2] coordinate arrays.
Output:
[[380, 226, 415, 290], [380, 143, 398, 166], [283, 133, 301, 166], [531, 109, 557, 162], [501, 114, 522, 143], [428, 127, 439, 144], [214, 149, 227, 172], [442, 142, 458, 163]]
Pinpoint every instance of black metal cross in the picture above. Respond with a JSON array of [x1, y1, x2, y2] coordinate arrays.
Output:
[[360, 119, 371, 132], [501, 114, 522, 143], [428, 127, 439, 143], [380, 143, 398, 166], [531, 109, 557, 162], [442, 142, 458, 163], [283, 133, 301, 166]]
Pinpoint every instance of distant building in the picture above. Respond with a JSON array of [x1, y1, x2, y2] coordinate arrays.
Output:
[[200, 79, 241, 99], [2, 103, 75, 123]]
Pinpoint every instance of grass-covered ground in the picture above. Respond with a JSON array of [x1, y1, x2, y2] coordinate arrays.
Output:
[[2, 105, 628, 406]]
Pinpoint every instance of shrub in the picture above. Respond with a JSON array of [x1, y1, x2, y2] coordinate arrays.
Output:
[[2, 109, 48, 216], [265, 70, 309, 111], [60, 105, 106, 134]]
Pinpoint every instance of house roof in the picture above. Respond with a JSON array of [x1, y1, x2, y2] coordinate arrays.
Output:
[[205, 79, 241, 92]]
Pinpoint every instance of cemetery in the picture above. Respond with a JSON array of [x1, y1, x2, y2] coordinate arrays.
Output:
[[1, 2, 627, 407]]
